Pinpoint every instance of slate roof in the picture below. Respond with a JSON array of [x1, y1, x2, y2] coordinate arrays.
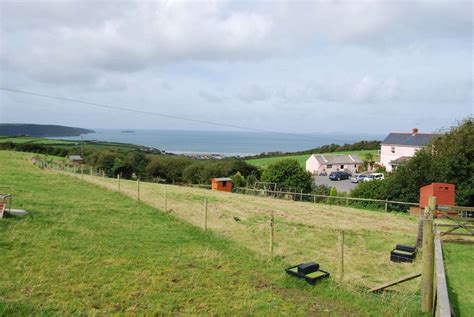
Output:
[[312, 154, 363, 165], [213, 177, 232, 182], [389, 156, 411, 165], [382, 133, 437, 146]]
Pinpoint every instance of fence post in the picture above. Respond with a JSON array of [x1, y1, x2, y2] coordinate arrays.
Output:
[[384, 199, 388, 212], [137, 178, 140, 202], [81, 164, 84, 179], [203, 198, 208, 231], [300, 190, 303, 201], [339, 230, 345, 281], [421, 196, 436, 313], [313, 194, 316, 204], [346, 197, 349, 206], [90, 168, 93, 178], [269, 211, 275, 259], [164, 187, 168, 212], [117, 174, 121, 192]]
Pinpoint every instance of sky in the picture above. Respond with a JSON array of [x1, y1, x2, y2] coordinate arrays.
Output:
[[0, 0, 473, 134]]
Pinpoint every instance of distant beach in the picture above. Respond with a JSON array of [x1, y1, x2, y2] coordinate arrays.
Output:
[[52, 129, 384, 156]]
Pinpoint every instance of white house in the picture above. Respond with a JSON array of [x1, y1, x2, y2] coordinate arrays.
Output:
[[380, 128, 437, 172], [306, 154, 363, 175]]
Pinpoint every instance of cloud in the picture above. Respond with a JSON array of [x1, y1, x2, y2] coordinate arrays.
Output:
[[1, 0, 471, 85], [237, 85, 273, 103], [199, 90, 224, 103]]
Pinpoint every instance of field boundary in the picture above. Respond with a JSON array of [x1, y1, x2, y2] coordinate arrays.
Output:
[[233, 187, 419, 212]]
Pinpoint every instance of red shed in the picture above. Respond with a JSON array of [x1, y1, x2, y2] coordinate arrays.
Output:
[[211, 177, 233, 192], [420, 182, 455, 210]]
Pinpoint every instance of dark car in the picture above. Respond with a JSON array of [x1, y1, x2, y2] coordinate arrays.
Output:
[[329, 171, 350, 181]]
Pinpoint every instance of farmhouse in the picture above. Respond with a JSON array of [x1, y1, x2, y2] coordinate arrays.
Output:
[[380, 128, 438, 172], [306, 154, 363, 175]]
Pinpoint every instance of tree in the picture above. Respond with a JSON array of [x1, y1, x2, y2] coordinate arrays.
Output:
[[261, 159, 312, 192], [232, 171, 246, 188], [146, 156, 194, 184], [363, 152, 375, 170]]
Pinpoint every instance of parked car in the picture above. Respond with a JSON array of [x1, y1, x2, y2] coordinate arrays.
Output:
[[329, 171, 350, 181], [363, 173, 385, 182], [350, 174, 366, 183]]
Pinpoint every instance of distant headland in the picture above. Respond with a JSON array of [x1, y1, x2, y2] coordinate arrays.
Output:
[[0, 124, 95, 137]]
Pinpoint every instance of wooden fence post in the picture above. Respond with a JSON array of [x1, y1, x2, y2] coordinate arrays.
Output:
[[421, 196, 436, 313], [269, 211, 275, 259], [137, 178, 140, 201], [339, 230, 345, 281], [384, 199, 388, 212], [117, 174, 121, 192], [203, 198, 208, 231], [81, 164, 84, 179], [164, 187, 168, 212]]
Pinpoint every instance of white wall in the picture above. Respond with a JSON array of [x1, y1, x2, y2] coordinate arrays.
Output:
[[380, 144, 421, 172]]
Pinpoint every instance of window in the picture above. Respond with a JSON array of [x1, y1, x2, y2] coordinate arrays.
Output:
[[354, 164, 357, 168], [340, 165, 344, 169], [391, 147, 395, 154], [327, 164, 332, 168]]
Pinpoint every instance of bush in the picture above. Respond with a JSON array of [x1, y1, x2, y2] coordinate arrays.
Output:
[[261, 159, 312, 192], [232, 172, 246, 188]]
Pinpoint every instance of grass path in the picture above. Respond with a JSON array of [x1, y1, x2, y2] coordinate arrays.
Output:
[[0, 151, 423, 315]]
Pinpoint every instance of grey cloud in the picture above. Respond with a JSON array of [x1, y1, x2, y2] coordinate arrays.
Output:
[[237, 85, 273, 103], [199, 90, 224, 103]]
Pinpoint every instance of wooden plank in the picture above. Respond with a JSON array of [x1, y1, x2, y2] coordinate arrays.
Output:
[[440, 232, 474, 237], [434, 238, 451, 317], [436, 224, 474, 228], [369, 272, 422, 293]]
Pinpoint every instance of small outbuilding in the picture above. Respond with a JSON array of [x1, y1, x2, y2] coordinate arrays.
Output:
[[420, 183, 455, 209], [211, 177, 233, 192], [68, 155, 84, 164]]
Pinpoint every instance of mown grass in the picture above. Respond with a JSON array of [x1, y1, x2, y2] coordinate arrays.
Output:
[[246, 150, 379, 168], [0, 151, 424, 315], [443, 242, 474, 316]]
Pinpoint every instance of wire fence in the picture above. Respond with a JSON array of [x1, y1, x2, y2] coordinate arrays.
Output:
[[232, 187, 419, 212]]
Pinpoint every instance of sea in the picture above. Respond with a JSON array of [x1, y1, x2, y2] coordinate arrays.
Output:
[[52, 129, 383, 157]]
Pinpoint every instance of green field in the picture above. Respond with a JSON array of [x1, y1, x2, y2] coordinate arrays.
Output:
[[0, 136, 143, 152], [246, 150, 379, 168], [444, 243, 474, 316], [0, 151, 423, 315]]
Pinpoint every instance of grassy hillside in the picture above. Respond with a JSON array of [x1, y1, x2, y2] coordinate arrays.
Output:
[[246, 150, 379, 168], [0, 151, 418, 316], [0, 123, 93, 137], [0, 135, 144, 152]]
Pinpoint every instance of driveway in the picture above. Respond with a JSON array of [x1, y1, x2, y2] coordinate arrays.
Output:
[[313, 176, 359, 193]]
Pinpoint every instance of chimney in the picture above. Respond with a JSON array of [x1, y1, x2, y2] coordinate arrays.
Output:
[[412, 128, 418, 136]]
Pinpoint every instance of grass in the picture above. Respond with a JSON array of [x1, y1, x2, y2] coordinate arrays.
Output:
[[0, 151, 424, 315], [0, 135, 143, 152], [246, 150, 379, 168], [443, 242, 474, 316]]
